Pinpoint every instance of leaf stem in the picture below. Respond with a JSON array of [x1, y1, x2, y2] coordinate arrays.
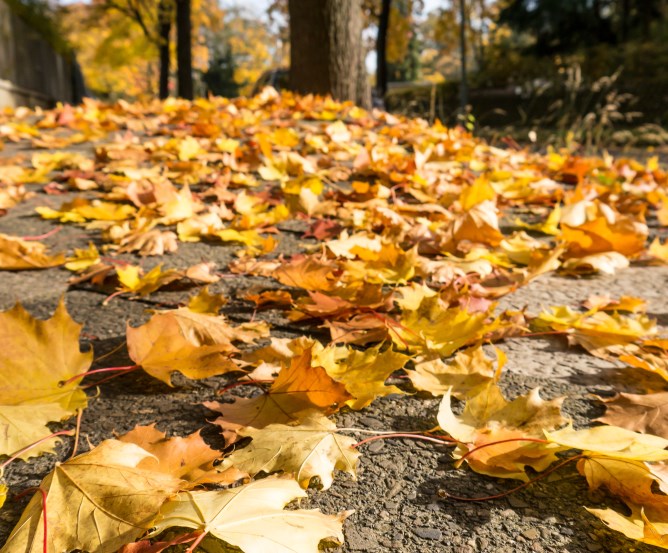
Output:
[[21, 226, 62, 241], [217, 379, 274, 395], [69, 409, 84, 460], [513, 330, 568, 339], [457, 437, 551, 464], [92, 341, 127, 364], [442, 454, 583, 501], [40, 487, 48, 553], [0, 430, 75, 472], [352, 433, 457, 449], [102, 290, 128, 305], [59, 365, 140, 387], [339, 426, 442, 435], [186, 530, 208, 553]]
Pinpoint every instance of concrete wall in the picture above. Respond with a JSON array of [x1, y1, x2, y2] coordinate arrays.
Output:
[[0, 0, 80, 108]]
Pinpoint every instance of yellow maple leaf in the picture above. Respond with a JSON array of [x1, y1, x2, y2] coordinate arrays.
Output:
[[205, 349, 352, 431], [317, 343, 409, 409], [438, 382, 567, 480], [115, 264, 181, 296], [0, 301, 90, 459], [0, 234, 65, 270], [219, 411, 360, 490], [407, 345, 504, 398], [2, 440, 182, 553], [64, 242, 101, 272], [545, 425, 668, 462], [36, 198, 136, 223], [127, 308, 267, 385], [559, 199, 647, 258], [148, 478, 347, 552]]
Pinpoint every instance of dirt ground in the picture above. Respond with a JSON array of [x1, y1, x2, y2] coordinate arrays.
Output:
[[1, 135, 668, 553]]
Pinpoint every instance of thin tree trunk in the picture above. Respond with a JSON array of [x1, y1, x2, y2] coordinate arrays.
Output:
[[158, 0, 171, 100], [639, 0, 651, 39], [288, 0, 370, 107], [476, 0, 486, 72], [176, 0, 193, 99], [619, 0, 630, 41], [376, 0, 391, 100], [458, 0, 469, 113]]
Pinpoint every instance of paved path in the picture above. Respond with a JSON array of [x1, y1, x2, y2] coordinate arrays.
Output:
[[0, 111, 667, 553]]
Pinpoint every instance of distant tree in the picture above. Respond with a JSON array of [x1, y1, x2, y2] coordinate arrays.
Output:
[[288, 0, 371, 107], [66, 0, 223, 99], [203, 8, 282, 96], [386, 0, 420, 82], [202, 46, 240, 97], [89, 0, 166, 94], [499, 0, 617, 54]]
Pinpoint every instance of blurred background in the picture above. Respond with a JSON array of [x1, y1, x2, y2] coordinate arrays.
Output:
[[1, 0, 667, 148]]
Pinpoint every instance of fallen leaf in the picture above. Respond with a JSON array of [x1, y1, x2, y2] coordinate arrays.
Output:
[[586, 506, 668, 549], [115, 264, 182, 296], [36, 198, 136, 223], [0, 234, 64, 270], [317, 343, 409, 409], [578, 454, 660, 506], [2, 440, 182, 553], [595, 392, 668, 438], [559, 200, 647, 258], [393, 297, 494, 357], [545, 425, 668, 461], [118, 229, 178, 256], [438, 383, 567, 480], [119, 425, 243, 486], [219, 411, 359, 490], [560, 251, 630, 275], [148, 478, 347, 553], [126, 308, 268, 385], [273, 255, 338, 291], [0, 300, 90, 458], [407, 345, 504, 398], [64, 242, 100, 272], [205, 349, 352, 430], [187, 287, 227, 314]]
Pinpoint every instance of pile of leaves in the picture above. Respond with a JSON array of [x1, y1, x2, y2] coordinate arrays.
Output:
[[1, 88, 668, 551]]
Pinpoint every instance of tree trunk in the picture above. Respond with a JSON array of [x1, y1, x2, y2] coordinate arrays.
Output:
[[458, 0, 469, 113], [476, 0, 486, 72], [176, 0, 193, 100], [158, 0, 171, 100], [288, 0, 370, 108], [376, 0, 391, 100], [639, 0, 652, 39], [619, 0, 630, 41]]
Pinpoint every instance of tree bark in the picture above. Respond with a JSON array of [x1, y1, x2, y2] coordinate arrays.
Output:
[[176, 0, 193, 99], [639, 0, 652, 39], [376, 0, 391, 100], [158, 0, 171, 100], [288, 0, 370, 108], [458, 0, 469, 112]]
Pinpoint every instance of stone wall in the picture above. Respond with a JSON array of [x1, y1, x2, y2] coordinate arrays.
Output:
[[0, 0, 83, 108]]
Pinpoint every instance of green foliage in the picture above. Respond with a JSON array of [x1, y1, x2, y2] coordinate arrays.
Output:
[[498, 0, 617, 56], [202, 46, 240, 98]]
